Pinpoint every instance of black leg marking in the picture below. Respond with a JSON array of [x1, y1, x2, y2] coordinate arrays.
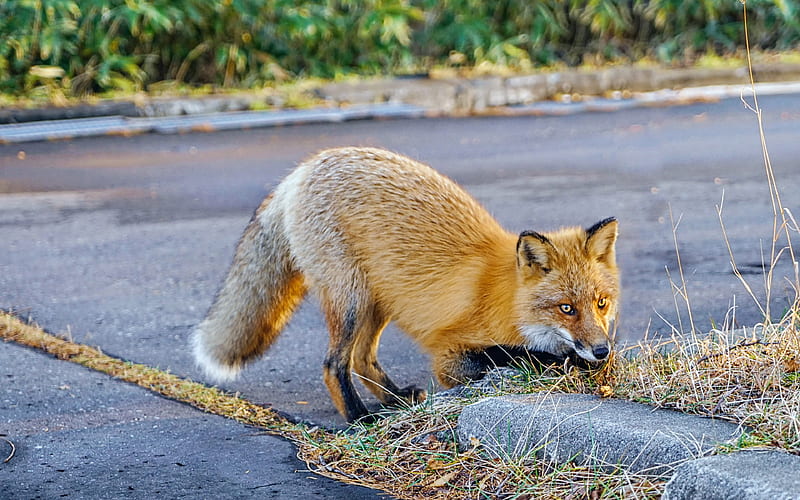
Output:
[[338, 365, 369, 422], [326, 300, 371, 422], [343, 302, 358, 342]]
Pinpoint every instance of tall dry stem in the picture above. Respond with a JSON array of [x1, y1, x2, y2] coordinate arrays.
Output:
[[727, 0, 800, 322], [665, 205, 697, 335]]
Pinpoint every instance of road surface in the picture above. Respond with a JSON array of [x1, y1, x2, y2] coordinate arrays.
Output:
[[2, 94, 799, 426]]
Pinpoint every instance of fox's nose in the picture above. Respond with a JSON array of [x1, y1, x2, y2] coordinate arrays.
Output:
[[592, 345, 610, 360]]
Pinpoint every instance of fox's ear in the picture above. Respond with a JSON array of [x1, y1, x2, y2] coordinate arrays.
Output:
[[517, 231, 552, 274], [585, 217, 618, 265]]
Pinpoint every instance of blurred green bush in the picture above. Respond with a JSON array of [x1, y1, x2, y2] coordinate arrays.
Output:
[[1, 0, 798, 95]]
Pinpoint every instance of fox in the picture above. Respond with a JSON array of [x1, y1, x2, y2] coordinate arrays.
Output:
[[192, 146, 619, 422]]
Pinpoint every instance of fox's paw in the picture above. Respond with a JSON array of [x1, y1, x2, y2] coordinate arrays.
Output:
[[392, 385, 427, 406]]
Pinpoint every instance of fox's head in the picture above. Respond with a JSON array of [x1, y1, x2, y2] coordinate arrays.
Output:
[[514, 217, 619, 363]]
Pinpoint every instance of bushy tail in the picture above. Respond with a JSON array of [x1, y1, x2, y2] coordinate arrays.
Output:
[[192, 196, 306, 381]]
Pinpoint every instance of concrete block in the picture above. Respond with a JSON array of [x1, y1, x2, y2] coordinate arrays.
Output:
[[140, 96, 255, 117], [457, 393, 745, 477], [505, 74, 549, 103], [460, 77, 505, 111], [318, 78, 460, 113], [663, 450, 800, 500]]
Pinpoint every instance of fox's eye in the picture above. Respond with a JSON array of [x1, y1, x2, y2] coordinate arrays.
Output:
[[559, 304, 576, 315], [598, 297, 608, 309]]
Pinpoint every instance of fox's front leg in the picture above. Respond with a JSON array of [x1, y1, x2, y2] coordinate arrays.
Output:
[[433, 345, 570, 388], [351, 308, 427, 408]]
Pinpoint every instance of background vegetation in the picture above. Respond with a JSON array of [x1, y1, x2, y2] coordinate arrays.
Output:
[[2, 0, 799, 96]]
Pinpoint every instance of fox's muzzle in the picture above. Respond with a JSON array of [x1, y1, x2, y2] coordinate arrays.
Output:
[[574, 339, 610, 362]]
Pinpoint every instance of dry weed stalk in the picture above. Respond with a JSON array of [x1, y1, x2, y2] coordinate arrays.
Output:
[[731, 0, 800, 319]]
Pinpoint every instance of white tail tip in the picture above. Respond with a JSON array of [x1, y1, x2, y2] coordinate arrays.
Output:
[[191, 328, 242, 382]]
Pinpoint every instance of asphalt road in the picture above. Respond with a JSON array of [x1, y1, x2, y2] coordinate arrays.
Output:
[[2, 94, 799, 429]]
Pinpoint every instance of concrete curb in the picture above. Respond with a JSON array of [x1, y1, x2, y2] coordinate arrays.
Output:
[[316, 64, 800, 113], [0, 104, 424, 144], [455, 391, 800, 498], [456, 393, 744, 477], [2, 63, 800, 144], [663, 450, 800, 500]]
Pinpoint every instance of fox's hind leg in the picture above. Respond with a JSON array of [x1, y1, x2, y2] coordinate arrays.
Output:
[[319, 288, 374, 422], [351, 308, 427, 408]]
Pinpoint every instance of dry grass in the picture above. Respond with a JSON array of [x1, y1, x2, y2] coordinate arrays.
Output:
[[0, 310, 665, 498], [613, 323, 800, 451]]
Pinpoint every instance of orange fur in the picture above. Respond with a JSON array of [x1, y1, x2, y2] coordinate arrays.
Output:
[[192, 147, 620, 421]]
